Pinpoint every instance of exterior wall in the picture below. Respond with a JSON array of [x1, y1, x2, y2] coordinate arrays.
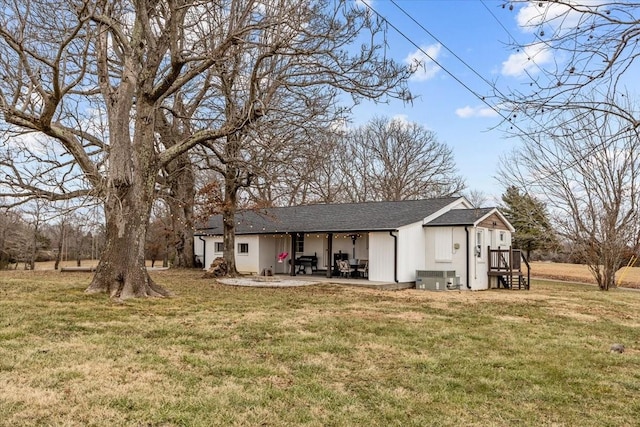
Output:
[[301, 235, 326, 269], [271, 235, 290, 274], [396, 222, 427, 283], [478, 213, 510, 230], [328, 233, 368, 273], [423, 225, 514, 291], [202, 235, 261, 274], [473, 226, 512, 290], [424, 226, 468, 289], [257, 236, 278, 274], [368, 232, 395, 282], [201, 236, 218, 270], [472, 227, 489, 290], [194, 237, 206, 268]]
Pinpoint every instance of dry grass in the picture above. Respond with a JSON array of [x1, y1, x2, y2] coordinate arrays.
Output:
[[531, 261, 640, 288], [1, 269, 639, 426], [6, 259, 158, 270]]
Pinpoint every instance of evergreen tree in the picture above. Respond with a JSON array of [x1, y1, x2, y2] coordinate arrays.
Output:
[[500, 186, 557, 259]]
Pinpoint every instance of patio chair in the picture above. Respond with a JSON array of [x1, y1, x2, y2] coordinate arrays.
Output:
[[358, 259, 368, 278], [338, 259, 355, 278]]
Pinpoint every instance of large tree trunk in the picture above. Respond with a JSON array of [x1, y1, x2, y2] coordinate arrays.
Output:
[[86, 181, 170, 299], [166, 153, 196, 268], [222, 177, 239, 276], [221, 133, 241, 276], [86, 97, 170, 299]]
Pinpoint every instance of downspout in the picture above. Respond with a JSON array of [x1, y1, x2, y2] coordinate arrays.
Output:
[[389, 230, 398, 283], [464, 227, 471, 289], [290, 232, 297, 276], [198, 236, 206, 270]]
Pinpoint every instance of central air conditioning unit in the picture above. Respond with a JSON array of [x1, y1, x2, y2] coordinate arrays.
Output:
[[415, 270, 457, 291]]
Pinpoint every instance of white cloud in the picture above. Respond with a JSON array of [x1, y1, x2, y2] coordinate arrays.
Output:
[[391, 114, 409, 124], [355, 0, 373, 8], [455, 105, 499, 119], [404, 43, 442, 82], [517, 1, 605, 33], [501, 43, 552, 77]]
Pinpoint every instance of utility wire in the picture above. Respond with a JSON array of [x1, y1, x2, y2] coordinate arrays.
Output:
[[361, 0, 615, 191], [360, 0, 531, 138]]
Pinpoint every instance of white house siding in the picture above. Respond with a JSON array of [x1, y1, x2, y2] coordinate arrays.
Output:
[[257, 236, 278, 274], [368, 232, 395, 282], [396, 222, 427, 283], [301, 235, 326, 270], [471, 227, 489, 290], [236, 235, 261, 273], [201, 236, 218, 270], [202, 235, 261, 274], [424, 227, 468, 289], [194, 237, 206, 268]]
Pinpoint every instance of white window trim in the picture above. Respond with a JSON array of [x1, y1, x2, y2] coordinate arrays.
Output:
[[214, 242, 224, 253], [476, 228, 485, 262], [237, 243, 249, 256]]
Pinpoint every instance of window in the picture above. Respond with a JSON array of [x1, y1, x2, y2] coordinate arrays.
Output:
[[476, 229, 484, 260], [296, 234, 304, 253], [238, 243, 249, 254], [214, 242, 224, 253], [499, 231, 506, 244]]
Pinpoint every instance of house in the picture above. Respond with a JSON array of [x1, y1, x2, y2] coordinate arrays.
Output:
[[194, 197, 529, 290]]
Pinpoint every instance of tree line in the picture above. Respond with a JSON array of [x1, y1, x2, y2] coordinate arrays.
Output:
[[2, 1, 640, 295], [0, 206, 105, 270]]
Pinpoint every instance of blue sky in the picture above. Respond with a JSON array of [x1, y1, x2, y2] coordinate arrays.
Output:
[[350, 0, 544, 202]]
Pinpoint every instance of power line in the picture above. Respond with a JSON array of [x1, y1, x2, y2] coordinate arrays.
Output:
[[360, 0, 527, 135], [390, 0, 502, 100], [359, 0, 615, 192]]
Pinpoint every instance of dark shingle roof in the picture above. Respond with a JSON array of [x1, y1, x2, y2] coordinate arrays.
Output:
[[427, 207, 495, 226], [197, 197, 462, 235]]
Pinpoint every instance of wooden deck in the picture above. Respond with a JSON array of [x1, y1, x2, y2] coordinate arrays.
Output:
[[488, 247, 530, 290]]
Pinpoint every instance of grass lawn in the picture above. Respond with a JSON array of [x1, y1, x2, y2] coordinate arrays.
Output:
[[1, 270, 639, 426]]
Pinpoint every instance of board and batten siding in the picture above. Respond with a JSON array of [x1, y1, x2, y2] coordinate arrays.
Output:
[[368, 232, 395, 282], [424, 226, 467, 288], [478, 213, 510, 230], [434, 227, 453, 262], [396, 222, 427, 283]]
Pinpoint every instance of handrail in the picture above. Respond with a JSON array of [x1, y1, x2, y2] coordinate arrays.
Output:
[[487, 247, 531, 290]]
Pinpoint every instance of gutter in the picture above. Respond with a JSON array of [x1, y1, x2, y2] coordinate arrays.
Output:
[[389, 230, 398, 283], [464, 227, 471, 289]]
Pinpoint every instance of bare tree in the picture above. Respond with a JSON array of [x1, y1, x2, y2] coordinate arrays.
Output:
[[494, 2, 640, 289], [0, 0, 410, 297], [499, 1, 640, 127], [0, 207, 22, 269], [464, 189, 490, 208], [182, 3, 411, 274], [498, 105, 640, 290], [340, 116, 465, 202]]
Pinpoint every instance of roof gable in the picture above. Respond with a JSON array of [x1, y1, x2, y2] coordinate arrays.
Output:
[[426, 207, 515, 231], [197, 197, 464, 235]]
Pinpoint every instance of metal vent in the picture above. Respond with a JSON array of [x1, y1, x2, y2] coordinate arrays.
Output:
[[416, 271, 457, 291]]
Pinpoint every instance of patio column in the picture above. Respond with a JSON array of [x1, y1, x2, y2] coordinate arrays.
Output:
[[290, 232, 297, 276], [326, 233, 333, 278]]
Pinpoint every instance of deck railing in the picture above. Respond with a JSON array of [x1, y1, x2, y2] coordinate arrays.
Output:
[[488, 246, 530, 290]]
